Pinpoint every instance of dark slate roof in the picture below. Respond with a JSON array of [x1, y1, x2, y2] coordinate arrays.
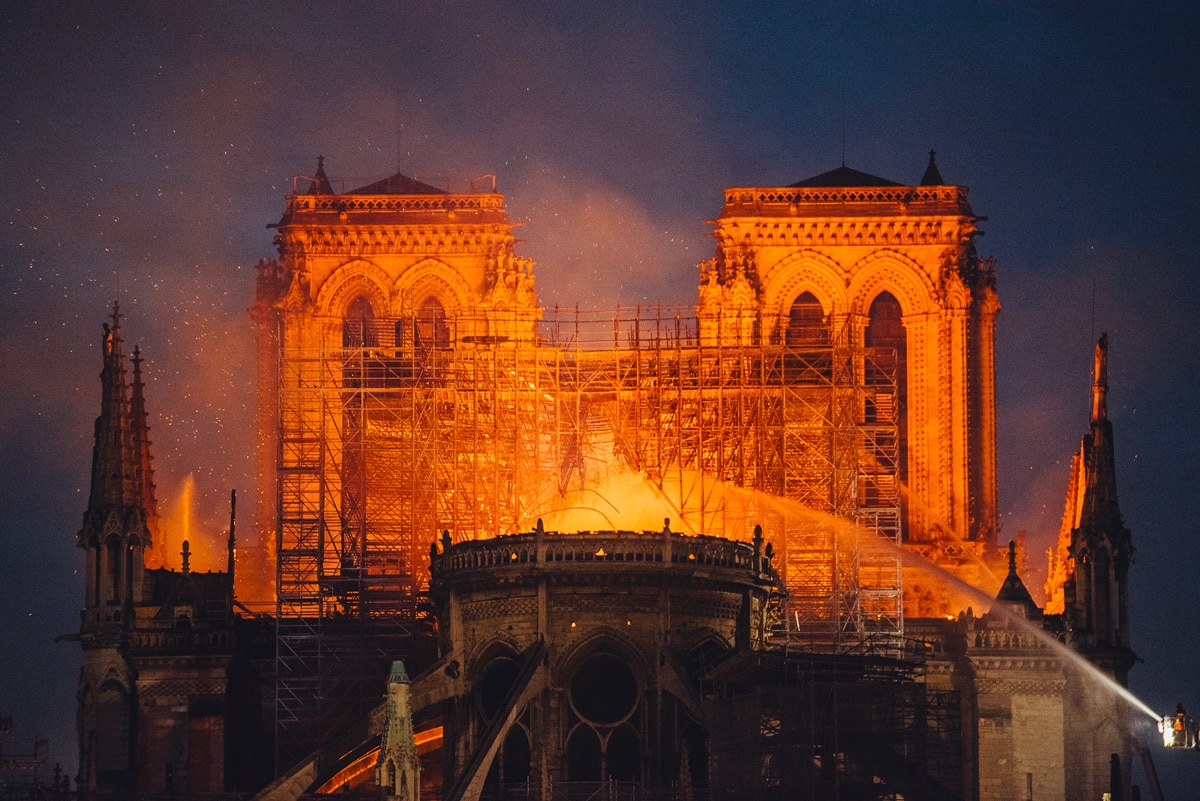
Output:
[[347, 171, 448, 195], [789, 165, 902, 188], [145, 567, 231, 620], [920, 150, 945, 186]]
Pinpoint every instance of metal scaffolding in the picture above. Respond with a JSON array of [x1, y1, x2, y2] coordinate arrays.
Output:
[[273, 306, 903, 766]]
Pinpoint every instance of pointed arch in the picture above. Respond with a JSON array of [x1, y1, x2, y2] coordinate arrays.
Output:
[[866, 292, 905, 347], [606, 723, 642, 781], [342, 294, 378, 348], [314, 259, 392, 319], [415, 295, 450, 348], [95, 681, 130, 774], [684, 631, 732, 678], [758, 249, 848, 318], [566, 724, 602, 782], [785, 291, 829, 347], [475, 648, 522, 723], [866, 291, 909, 520], [500, 724, 531, 784], [467, 633, 522, 671], [848, 250, 937, 317], [557, 627, 647, 681], [394, 257, 473, 316]]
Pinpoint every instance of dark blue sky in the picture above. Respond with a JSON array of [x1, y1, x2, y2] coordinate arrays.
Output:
[[1, 2, 1196, 792]]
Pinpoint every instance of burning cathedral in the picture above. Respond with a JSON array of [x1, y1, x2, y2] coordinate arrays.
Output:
[[74, 154, 1141, 801]]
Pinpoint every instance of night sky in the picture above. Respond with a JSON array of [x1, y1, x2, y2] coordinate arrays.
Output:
[[2, 3, 1197, 793]]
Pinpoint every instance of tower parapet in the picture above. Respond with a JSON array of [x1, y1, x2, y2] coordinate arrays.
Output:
[[261, 159, 539, 344]]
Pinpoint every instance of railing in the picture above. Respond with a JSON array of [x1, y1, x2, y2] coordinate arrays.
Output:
[[722, 184, 970, 209], [432, 528, 767, 581], [284, 193, 506, 216], [128, 627, 231, 650]]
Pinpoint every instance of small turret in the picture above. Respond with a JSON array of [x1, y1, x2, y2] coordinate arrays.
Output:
[[920, 149, 945, 186], [130, 345, 162, 567], [991, 541, 1040, 620], [377, 660, 419, 801], [305, 155, 334, 195]]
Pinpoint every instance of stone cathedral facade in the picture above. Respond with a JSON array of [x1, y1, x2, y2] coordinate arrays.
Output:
[[74, 156, 1138, 801]]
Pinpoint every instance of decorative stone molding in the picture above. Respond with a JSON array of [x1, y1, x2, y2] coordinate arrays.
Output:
[[313, 258, 393, 317]]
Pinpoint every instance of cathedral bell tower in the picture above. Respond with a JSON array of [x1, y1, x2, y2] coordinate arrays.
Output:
[[698, 153, 1000, 614], [252, 160, 542, 597], [76, 303, 154, 795]]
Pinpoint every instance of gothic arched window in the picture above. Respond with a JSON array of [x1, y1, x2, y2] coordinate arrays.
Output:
[[567, 725, 602, 782], [415, 296, 449, 348], [865, 292, 908, 535], [343, 295, 377, 348], [785, 292, 828, 347], [106, 537, 122, 604], [95, 683, 129, 773], [565, 651, 641, 784], [865, 293, 903, 348]]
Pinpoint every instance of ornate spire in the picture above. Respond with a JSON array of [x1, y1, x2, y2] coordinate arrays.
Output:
[[78, 304, 152, 608], [1092, 332, 1108, 422], [1064, 333, 1133, 655], [377, 660, 420, 800], [129, 345, 160, 560], [82, 303, 137, 530], [1083, 333, 1121, 529]]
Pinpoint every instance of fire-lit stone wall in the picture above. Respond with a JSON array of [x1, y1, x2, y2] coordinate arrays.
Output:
[[425, 526, 779, 793], [697, 166, 1002, 613]]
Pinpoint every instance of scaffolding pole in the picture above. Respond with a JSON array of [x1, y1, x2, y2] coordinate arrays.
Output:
[[272, 306, 903, 766]]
